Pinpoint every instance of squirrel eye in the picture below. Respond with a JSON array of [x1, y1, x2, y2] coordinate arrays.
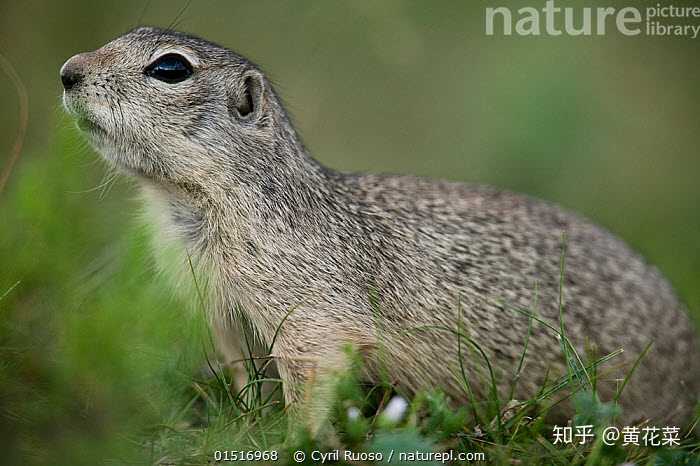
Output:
[[144, 53, 193, 84]]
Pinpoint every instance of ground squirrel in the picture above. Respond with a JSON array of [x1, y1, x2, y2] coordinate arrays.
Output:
[[61, 27, 699, 427]]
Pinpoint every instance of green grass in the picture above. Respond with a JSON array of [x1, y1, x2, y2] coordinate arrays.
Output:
[[1, 120, 699, 465]]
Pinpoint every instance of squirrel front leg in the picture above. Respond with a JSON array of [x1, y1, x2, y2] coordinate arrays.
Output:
[[274, 342, 354, 435]]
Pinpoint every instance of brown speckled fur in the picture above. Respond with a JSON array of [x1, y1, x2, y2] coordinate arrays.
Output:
[[62, 27, 699, 427]]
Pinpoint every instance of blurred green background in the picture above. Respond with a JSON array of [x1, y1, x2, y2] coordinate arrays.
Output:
[[1, 1, 699, 464]]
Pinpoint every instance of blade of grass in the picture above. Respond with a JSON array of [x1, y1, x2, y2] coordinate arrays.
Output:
[[557, 234, 592, 390], [613, 340, 653, 403], [456, 297, 486, 427], [510, 281, 538, 401]]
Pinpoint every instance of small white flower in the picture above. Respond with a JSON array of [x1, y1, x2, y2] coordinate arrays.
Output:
[[347, 406, 361, 421], [381, 396, 408, 423]]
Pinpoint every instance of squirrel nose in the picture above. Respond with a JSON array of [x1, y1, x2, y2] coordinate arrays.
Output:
[[60, 54, 86, 90]]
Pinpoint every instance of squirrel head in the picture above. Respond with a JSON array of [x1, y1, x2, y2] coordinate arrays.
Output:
[[61, 27, 293, 189]]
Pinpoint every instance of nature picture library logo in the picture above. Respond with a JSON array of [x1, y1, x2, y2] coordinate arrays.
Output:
[[485, 1, 700, 38]]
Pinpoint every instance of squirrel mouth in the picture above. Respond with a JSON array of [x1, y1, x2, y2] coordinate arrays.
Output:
[[75, 115, 108, 138], [62, 95, 108, 138], [76, 116, 99, 132]]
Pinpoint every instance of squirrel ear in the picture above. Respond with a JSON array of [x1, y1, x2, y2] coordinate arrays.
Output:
[[229, 69, 266, 123]]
